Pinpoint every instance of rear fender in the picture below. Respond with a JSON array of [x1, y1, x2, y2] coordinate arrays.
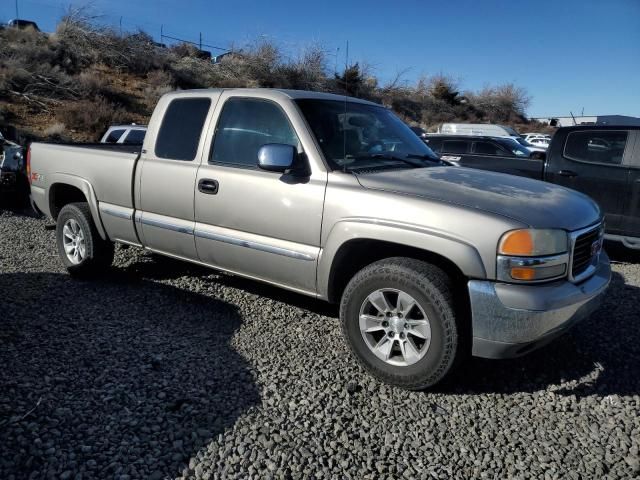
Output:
[[47, 173, 107, 240]]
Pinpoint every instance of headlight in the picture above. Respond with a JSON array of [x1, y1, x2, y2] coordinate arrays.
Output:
[[498, 229, 568, 256], [497, 229, 569, 282]]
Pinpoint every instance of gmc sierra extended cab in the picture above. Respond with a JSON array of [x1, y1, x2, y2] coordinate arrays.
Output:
[[426, 126, 640, 248], [29, 89, 611, 389]]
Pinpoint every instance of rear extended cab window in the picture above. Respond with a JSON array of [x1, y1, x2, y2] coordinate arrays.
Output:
[[155, 98, 212, 161], [564, 130, 628, 166]]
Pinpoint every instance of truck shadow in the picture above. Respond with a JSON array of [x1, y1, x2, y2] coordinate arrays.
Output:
[[439, 271, 639, 397], [0, 272, 260, 479], [129, 252, 337, 317], [131, 254, 639, 398]]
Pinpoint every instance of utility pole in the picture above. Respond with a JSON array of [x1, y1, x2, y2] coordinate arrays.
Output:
[[15, 0, 19, 19], [119, 16, 122, 36], [199, 32, 202, 50], [160, 24, 163, 44]]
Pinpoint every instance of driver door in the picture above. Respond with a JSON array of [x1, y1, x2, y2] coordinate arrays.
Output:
[[194, 94, 327, 294]]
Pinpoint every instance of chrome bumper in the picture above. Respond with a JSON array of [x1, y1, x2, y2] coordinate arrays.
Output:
[[469, 252, 611, 359]]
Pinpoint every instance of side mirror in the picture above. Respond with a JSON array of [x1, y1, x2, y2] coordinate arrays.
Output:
[[257, 144, 296, 173]]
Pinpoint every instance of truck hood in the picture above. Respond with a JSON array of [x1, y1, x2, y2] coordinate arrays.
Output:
[[355, 166, 601, 231]]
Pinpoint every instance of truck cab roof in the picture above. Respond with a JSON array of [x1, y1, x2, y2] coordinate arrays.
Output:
[[161, 88, 381, 106]]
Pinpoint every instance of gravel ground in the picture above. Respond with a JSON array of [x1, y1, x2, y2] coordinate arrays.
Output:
[[1, 207, 639, 480]]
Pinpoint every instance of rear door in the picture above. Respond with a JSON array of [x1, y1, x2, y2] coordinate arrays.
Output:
[[137, 94, 218, 259], [546, 129, 632, 234]]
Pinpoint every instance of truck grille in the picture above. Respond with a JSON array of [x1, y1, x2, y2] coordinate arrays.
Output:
[[571, 224, 602, 280]]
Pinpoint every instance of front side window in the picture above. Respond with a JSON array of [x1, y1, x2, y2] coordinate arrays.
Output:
[[104, 129, 125, 143], [295, 99, 441, 171], [442, 140, 469, 154], [564, 130, 628, 165], [494, 138, 531, 156], [155, 98, 211, 161], [211, 98, 300, 167]]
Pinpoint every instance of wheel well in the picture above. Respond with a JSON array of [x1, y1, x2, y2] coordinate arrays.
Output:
[[327, 239, 468, 304], [49, 183, 87, 220]]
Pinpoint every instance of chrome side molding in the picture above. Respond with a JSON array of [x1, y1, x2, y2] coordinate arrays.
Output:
[[194, 229, 315, 261]]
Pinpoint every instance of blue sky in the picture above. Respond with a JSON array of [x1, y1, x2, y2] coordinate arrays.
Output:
[[3, 0, 639, 117]]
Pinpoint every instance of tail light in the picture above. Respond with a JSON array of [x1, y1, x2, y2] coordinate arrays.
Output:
[[26, 146, 31, 184]]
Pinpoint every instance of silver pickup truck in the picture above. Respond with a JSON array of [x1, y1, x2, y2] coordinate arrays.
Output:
[[29, 89, 611, 389]]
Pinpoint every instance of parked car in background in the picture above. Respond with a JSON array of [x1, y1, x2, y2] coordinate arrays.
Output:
[[527, 137, 551, 149], [430, 126, 640, 248], [439, 123, 520, 137], [0, 131, 26, 194], [523, 132, 551, 139], [425, 134, 546, 176], [100, 125, 147, 144], [29, 88, 610, 390], [512, 136, 547, 154], [4, 19, 40, 31]]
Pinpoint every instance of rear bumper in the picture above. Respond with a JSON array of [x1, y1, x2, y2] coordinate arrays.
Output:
[[469, 252, 611, 359]]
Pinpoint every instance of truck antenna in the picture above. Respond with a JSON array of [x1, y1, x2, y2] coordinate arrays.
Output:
[[342, 40, 349, 173]]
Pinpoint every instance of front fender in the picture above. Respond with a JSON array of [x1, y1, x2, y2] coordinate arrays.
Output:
[[317, 218, 487, 300], [47, 173, 107, 240]]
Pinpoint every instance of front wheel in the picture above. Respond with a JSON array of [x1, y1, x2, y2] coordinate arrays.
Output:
[[340, 257, 460, 390], [56, 202, 114, 276]]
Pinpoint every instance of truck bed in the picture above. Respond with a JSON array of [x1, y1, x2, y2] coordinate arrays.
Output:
[[29, 141, 141, 214]]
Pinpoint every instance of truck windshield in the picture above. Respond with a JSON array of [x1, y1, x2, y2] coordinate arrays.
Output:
[[295, 99, 441, 171]]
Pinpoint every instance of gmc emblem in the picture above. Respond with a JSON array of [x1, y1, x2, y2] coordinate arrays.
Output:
[[591, 239, 602, 257]]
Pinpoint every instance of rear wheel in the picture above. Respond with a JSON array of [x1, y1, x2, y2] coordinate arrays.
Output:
[[56, 202, 114, 276], [340, 257, 460, 390]]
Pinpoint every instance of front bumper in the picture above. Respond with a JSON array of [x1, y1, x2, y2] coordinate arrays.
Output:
[[469, 252, 611, 359]]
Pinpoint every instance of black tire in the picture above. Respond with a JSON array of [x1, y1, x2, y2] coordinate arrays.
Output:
[[340, 257, 460, 390], [56, 202, 114, 276]]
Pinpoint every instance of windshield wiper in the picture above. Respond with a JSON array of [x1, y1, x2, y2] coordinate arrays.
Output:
[[348, 153, 430, 168], [405, 153, 445, 164]]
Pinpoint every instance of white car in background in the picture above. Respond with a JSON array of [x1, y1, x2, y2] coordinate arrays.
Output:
[[512, 136, 547, 153], [526, 137, 551, 149], [439, 123, 520, 137], [100, 124, 147, 144]]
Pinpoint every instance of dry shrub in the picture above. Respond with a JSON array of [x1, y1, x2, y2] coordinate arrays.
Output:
[[77, 67, 111, 96], [43, 122, 66, 139], [56, 96, 127, 137], [142, 70, 174, 109]]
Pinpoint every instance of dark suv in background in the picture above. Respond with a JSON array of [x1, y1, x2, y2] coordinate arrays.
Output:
[[425, 127, 640, 249], [423, 134, 545, 178]]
